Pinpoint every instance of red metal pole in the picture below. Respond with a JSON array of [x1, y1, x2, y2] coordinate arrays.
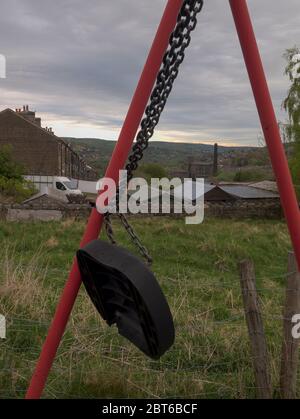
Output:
[[229, 0, 300, 269], [26, 0, 184, 399]]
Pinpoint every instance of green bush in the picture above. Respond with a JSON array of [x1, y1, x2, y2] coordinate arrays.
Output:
[[0, 145, 36, 202], [216, 171, 236, 182], [135, 163, 167, 183], [0, 145, 24, 180], [233, 170, 266, 182], [0, 176, 36, 202]]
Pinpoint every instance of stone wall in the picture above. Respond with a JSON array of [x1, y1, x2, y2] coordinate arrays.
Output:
[[204, 199, 282, 219], [0, 200, 91, 222], [0, 198, 283, 222], [0, 109, 60, 175], [139, 198, 282, 220], [6, 209, 63, 222]]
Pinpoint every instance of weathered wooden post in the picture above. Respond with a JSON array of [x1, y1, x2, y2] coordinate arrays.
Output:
[[280, 252, 300, 399], [239, 259, 272, 399]]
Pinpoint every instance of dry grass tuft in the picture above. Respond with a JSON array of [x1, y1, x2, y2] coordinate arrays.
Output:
[[0, 246, 48, 319], [61, 219, 76, 229], [45, 237, 59, 248]]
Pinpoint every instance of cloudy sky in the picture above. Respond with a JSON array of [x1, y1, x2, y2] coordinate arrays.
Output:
[[0, 0, 299, 146]]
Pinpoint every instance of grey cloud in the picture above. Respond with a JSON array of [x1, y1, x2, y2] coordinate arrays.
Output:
[[0, 0, 299, 145]]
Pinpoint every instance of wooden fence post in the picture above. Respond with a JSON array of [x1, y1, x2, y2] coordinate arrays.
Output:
[[280, 251, 300, 399], [239, 259, 272, 399]]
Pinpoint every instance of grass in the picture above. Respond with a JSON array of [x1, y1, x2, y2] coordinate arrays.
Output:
[[0, 216, 296, 399], [216, 167, 273, 183]]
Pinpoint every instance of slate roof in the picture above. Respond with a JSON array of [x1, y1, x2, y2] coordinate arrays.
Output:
[[221, 185, 279, 199], [250, 181, 278, 193], [173, 181, 279, 201], [129, 181, 280, 204]]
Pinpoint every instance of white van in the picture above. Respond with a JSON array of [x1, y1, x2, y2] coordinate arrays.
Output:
[[24, 175, 84, 199]]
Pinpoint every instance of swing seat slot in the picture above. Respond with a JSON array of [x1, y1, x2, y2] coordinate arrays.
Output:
[[77, 240, 175, 360]]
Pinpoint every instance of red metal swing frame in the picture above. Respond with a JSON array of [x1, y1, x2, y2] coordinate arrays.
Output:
[[26, 0, 300, 399]]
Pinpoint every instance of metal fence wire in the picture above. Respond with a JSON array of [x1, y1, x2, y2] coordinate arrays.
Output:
[[1, 260, 299, 400]]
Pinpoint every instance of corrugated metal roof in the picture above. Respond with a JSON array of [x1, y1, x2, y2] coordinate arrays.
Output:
[[173, 180, 207, 201], [130, 181, 279, 204], [250, 181, 278, 193], [221, 185, 279, 199], [174, 181, 279, 201]]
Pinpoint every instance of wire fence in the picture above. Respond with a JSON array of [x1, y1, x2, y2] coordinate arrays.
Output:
[[1, 259, 299, 399]]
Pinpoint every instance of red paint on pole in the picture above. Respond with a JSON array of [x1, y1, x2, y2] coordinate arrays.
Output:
[[229, 0, 300, 269], [26, 0, 184, 399]]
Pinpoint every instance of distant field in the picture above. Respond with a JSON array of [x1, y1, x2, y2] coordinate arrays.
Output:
[[0, 217, 295, 399]]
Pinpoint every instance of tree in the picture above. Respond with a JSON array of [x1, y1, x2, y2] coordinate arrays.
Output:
[[0, 145, 35, 202], [0, 144, 24, 180], [135, 163, 167, 183], [283, 47, 300, 183]]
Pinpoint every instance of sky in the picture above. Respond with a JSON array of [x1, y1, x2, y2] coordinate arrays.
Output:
[[0, 0, 299, 147]]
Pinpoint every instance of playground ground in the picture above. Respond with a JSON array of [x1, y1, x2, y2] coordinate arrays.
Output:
[[0, 216, 296, 399]]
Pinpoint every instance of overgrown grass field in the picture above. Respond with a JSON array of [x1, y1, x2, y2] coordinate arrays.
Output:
[[0, 217, 295, 399]]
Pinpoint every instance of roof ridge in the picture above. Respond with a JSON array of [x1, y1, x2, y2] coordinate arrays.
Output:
[[0, 108, 97, 174], [0, 108, 66, 143]]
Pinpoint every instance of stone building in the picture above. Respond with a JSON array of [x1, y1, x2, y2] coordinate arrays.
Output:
[[0, 106, 97, 180]]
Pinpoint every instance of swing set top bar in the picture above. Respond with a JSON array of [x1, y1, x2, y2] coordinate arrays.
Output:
[[26, 0, 300, 399]]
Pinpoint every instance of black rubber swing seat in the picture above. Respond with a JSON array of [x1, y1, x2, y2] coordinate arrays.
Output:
[[76, 240, 175, 360]]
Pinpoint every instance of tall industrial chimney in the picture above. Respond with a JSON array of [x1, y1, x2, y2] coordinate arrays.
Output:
[[213, 143, 218, 176], [187, 156, 194, 179]]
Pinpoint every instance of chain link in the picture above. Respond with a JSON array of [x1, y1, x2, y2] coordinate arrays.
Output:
[[104, 213, 153, 265], [104, 213, 116, 245], [105, 0, 204, 264], [125, 0, 204, 182], [118, 213, 153, 265]]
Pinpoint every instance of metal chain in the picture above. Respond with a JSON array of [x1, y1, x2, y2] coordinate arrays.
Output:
[[104, 213, 153, 265], [118, 213, 153, 265], [104, 213, 116, 245], [105, 0, 204, 264], [125, 0, 204, 182]]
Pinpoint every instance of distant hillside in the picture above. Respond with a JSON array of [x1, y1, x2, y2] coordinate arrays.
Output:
[[65, 137, 261, 176]]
